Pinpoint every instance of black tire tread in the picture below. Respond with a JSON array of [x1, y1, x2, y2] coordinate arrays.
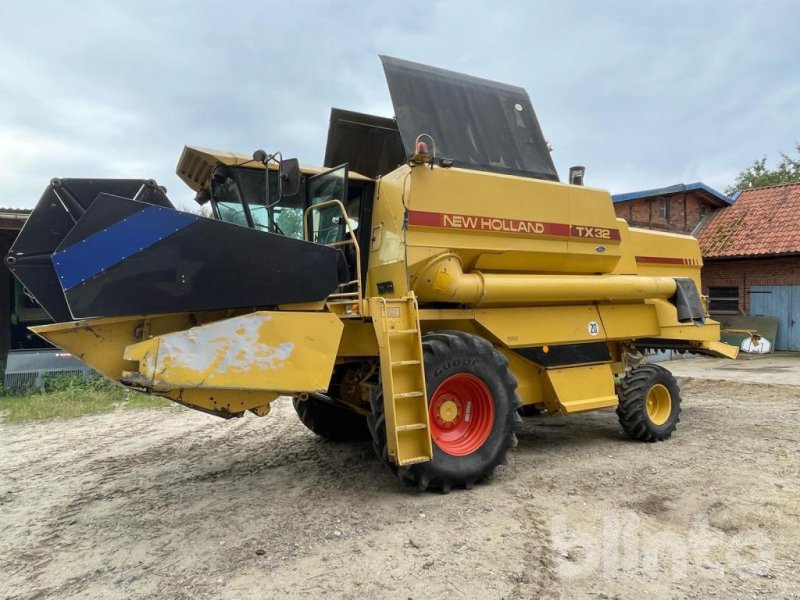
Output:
[[367, 330, 521, 492], [293, 396, 371, 442], [616, 363, 681, 442]]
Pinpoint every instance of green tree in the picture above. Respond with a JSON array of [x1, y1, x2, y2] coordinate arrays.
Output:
[[726, 143, 800, 195]]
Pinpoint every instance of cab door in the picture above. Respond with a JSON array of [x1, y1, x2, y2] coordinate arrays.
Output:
[[306, 164, 349, 245]]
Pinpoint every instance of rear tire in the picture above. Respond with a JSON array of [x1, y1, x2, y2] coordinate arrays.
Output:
[[519, 405, 543, 417], [293, 396, 371, 442], [616, 363, 681, 442], [293, 365, 371, 442], [368, 331, 521, 492]]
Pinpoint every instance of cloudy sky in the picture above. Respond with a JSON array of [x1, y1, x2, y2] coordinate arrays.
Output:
[[1, 1, 798, 209]]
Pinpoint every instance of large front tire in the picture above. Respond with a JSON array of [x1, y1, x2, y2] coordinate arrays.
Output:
[[368, 331, 521, 492]]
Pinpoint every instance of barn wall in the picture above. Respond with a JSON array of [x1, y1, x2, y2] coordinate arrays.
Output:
[[701, 256, 800, 314], [614, 191, 716, 234]]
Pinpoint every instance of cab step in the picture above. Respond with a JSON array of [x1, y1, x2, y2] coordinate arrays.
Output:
[[391, 360, 422, 367]]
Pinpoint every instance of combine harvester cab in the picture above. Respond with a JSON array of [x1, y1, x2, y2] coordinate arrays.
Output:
[[6, 56, 738, 492]]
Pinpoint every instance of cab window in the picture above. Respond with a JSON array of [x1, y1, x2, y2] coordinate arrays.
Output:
[[307, 165, 350, 244], [211, 166, 304, 239]]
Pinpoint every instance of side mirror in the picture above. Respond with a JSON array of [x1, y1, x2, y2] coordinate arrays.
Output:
[[194, 188, 211, 205], [280, 158, 301, 199], [211, 165, 229, 184]]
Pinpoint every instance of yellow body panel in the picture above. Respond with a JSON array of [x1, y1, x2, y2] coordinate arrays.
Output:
[[544, 364, 619, 413], [628, 227, 704, 289], [372, 164, 707, 306], [496, 348, 546, 409], [30, 311, 234, 381], [468, 304, 663, 347], [402, 166, 625, 271], [700, 340, 739, 359], [597, 304, 661, 339], [338, 320, 380, 357], [365, 169, 412, 299], [165, 388, 279, 416], [123, 311, 343, 393]]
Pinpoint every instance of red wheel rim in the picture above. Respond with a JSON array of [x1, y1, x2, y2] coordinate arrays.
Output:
[[429, 373, 495, 456]]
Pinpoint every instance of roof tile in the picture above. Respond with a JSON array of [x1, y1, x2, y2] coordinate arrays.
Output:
[[698, 182, 800, 258]]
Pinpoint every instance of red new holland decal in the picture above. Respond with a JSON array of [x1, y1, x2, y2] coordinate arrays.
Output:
[[407, 210, 621, 241]]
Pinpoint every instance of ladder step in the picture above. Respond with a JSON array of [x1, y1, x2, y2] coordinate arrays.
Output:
[[398, 455, 431, 466], [394, 391, 424, 399], [371, 294, 432, 466], [396, 423, 428, 432]]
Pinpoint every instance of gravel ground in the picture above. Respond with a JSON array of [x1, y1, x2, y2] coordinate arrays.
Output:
[[1, 373, 798, 599]]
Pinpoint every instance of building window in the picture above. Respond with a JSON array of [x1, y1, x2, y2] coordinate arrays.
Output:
[[708, 286, 740, 313], [658, 198, 668, 219], [700, 203, 709, 218]]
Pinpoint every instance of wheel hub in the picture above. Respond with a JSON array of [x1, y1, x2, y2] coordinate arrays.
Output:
[[645, 383, 672, 425], [428, 373, 495, 456], [437, 398, 460, 424]]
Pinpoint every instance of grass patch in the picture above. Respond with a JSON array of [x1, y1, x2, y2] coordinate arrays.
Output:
[[0, 373, 171, 424]]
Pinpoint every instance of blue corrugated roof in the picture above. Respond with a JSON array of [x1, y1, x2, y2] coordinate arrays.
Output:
[[612, 182, 733, 205]]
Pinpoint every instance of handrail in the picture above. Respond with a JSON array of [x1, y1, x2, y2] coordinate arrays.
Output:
[[304, 199, 363, 308]]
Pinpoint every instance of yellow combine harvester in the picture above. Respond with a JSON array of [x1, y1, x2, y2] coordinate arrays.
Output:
[[6, 57, 736, 491]]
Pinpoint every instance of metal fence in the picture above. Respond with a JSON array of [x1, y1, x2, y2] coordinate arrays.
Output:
[[3, 349, 95, 391]]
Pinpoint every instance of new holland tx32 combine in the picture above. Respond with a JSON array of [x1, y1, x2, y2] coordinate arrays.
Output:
[[6, 57, 736, 491]]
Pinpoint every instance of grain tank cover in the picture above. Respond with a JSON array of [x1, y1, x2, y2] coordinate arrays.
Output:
[[324, 108, 406, 178], [380, 55, 559, 181]]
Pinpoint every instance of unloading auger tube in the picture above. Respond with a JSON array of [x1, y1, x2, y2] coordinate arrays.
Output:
[[411, 253, 679, 305]]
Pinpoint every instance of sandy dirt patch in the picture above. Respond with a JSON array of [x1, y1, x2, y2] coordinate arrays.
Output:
[[1, 375, 798, 599]]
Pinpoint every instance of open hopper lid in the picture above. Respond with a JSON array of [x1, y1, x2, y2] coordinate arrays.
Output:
[[380, 55, 559, 182], [323, 108, 405, 178]]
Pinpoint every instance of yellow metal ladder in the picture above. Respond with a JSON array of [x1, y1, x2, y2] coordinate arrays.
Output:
[[370, 294, 433, 466]]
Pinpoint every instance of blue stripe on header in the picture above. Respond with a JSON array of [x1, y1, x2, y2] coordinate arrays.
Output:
[[53, 205, 197, 290]]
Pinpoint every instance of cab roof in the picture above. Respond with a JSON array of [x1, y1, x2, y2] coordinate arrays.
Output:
[[176, 145, 372, 192]]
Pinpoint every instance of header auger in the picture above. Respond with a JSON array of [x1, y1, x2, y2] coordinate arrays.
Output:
[[5, 56, 736, 492]]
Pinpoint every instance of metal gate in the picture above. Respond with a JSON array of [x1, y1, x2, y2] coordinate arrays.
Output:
[[749, 285, 800, 351]]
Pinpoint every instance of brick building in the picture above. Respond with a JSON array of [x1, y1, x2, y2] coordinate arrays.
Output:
[[697, 183, 800, 350], [614, 181, 800, 351], [611, 182, 733, 234]]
